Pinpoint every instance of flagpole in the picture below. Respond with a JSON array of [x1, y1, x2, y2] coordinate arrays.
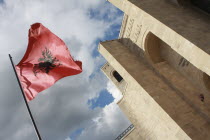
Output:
[[9, 54, 42, 140]]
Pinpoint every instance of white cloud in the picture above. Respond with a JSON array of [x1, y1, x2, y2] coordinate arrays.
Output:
[[65, 137, 72, 140], [106, 81, 123, 103], [0, 0, 130, 140], [77, 103, 130, 140]]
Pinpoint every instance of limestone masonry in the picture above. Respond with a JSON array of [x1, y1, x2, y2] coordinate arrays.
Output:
[[98, 0, 210, 139]]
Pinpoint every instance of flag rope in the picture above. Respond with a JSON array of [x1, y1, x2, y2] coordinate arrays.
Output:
[[9, 54, 42, 140]]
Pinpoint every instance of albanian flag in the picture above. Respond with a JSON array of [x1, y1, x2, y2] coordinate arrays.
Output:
[[16, 23, 82, 101]]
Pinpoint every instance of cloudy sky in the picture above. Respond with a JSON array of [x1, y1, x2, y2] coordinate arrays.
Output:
[[0, 0, 131, 140]]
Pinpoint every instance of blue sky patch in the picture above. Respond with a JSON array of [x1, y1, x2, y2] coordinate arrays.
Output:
[[70, 128, 85, 140], [88, 89, 114, 109], [91, 22, 122, 58], [88, 2, 123, 59], [88, 3, 123, 21], [104, 23, 122, 40]]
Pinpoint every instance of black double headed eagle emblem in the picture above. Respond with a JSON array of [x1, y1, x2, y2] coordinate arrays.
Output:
[[33, 48, 62, 75]]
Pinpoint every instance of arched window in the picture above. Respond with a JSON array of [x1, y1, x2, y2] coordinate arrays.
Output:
[[144, 32, 164, 64], [113, 71, 123, 82]]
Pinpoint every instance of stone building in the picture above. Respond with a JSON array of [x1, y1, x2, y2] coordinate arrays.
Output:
[[98, 0, 210, 139]]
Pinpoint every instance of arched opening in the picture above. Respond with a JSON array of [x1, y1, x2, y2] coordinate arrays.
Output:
[[144, 32, 165, 64], [144, 32, 210, 93], [203, 73, 210, 91], [113, 70, 123, 82]]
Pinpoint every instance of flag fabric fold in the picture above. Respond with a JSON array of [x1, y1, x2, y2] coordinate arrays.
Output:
[[16, 23, 82, 101]]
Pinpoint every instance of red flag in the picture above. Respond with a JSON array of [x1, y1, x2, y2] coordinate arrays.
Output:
[[16, 23, 82, 101]]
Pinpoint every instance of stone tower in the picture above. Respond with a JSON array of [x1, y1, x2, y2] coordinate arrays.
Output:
[[98, 0, 210, 139]]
